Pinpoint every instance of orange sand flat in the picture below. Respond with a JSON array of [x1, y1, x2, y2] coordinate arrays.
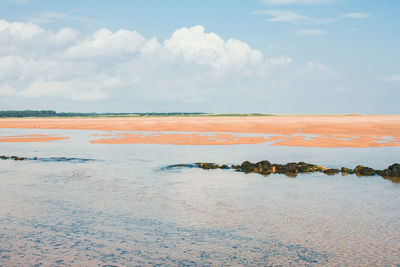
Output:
[[0, 134, 69, 143], [0, 115, 399, 147], [90, 133, 282, 145]]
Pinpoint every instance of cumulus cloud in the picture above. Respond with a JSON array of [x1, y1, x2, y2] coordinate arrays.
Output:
[[65, 28, 150, 58], [164, 25, 263, 69], [0, 19, 343, 111], [0, 19, 44, 39]]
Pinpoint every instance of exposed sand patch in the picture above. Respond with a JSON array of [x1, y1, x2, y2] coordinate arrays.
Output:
[[90, 133, 282, 145], [271, 135, 400, 148], [1, 116, 400, 147]]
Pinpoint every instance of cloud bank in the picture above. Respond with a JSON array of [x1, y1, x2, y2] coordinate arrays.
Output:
[[0, 19, 341, 112]]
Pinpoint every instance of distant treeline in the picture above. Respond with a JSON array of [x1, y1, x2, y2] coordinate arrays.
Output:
[[0, 110, 207, 118]]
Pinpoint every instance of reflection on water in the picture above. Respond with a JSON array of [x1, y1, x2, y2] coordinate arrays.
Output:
[[0, 129, 400, 266]]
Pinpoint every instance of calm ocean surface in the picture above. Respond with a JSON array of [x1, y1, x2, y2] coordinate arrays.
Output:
[[1, 129, 399, 266]]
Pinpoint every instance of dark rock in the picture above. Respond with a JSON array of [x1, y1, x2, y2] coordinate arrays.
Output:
[[11, 156, 25, 161], [354, 165, 376, 176], [249, 161, 273, 174], [323, 169, 339, 175], [376, 163, 400, 178], [389, 163, 400, 175], [256, 160, 272, 171], [274, 163, 298, 174], [295, 162, 325, 172], [239, 161, 258, 172], [195, 163, 229, 170], [234, 161, 327, 176], [168, 160, 400, 183], [340, 167, 354, 175], [0, 155, 9, 160]]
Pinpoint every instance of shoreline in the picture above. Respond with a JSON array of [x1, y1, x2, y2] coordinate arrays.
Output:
[[0, 115, 400, 148]]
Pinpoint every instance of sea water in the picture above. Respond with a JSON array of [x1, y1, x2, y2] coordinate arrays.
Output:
[[1, 129, 399, 266]]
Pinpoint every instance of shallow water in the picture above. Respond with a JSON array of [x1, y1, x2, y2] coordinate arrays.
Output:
[[1, 129, 400, 266]]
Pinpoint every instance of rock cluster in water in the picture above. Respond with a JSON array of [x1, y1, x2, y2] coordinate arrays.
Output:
[[0, 155, 91, 163], [186, 161, 400, 181], [0, 155, 36, 161]]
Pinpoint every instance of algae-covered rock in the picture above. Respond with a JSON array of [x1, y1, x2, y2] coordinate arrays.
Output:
[[376, 163, 400, 178], [340, 167, 354, 175], [234, 161, 328, 176], [239, 161, 258, 172], [168, 160, 400, 183], [195, 163, 229, 170], [354, 165, 376, 176]]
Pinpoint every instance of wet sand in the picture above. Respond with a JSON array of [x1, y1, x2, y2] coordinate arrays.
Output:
[[1, 115, 399, 147]]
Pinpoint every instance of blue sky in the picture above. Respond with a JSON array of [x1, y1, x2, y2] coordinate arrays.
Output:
[[0, 0, 399, 113]]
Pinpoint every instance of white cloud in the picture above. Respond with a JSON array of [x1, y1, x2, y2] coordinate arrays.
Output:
[[254, 10, 370, 26], [164, 25, 263, 69], [261, 0, 335, 5], [30, 11, 99, 25], [254, 10, 311, 23], [296, 28, 326, 36], [65, 28, 151, 58], [342, 12, 370, 19], [254, 10, 337, 24], [0, 19, 344, 111], [0, 84, 17, 96], [0, 19, 44, 39], [19, 80, 108, 101], [51, 28, 79, 43], [382, 74, 400, 83]]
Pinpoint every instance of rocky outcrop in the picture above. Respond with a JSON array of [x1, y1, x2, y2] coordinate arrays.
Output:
[[0, 155, 90, 163], [232, 160, 327, 176], [376, 163, 400, 177], [1, 155, 25, 161], [167, 160, 400, 182], [195, 163, 229, 170]]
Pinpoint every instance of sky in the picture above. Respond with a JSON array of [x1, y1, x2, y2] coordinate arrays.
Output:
[[0, 0, 399, 114]]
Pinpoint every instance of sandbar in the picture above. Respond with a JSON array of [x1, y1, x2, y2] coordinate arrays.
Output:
[[0, 115, 399, 147]]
